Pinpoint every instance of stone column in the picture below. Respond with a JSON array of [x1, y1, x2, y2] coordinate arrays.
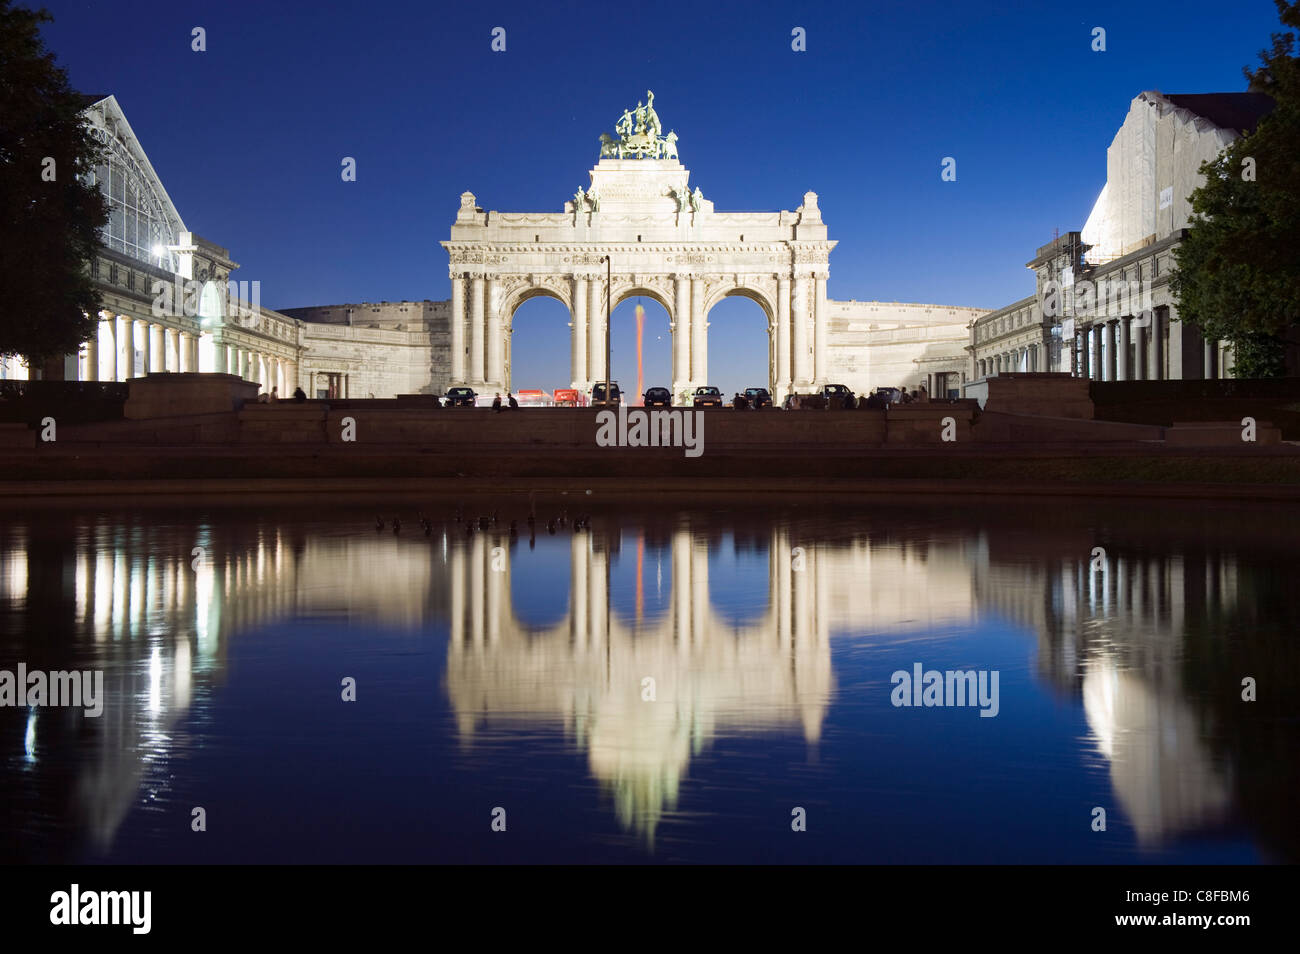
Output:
[[486, 278, 504, 388], [791, 275, 810, 387], [690, 277, 707, 385], [813, 273, 828, 385], [133, 320, 150, 374], [83, 327, 99, 382], [189, 333, 200, 373], [1091, 324, 1104, 380], [118, 316, 135, 380], [1106, 321, 1118, 381], [165, 328, 180, 374], [1204, 338, 1218, 379], [587, 278, 605, 384], [1150, 309, 1164, 381], [469, 274, 485, 384], [776, 276, 791, 398], [214, 339, 227, 374], [98, 317, 115, 382], [449, 273, 466, 384], [572, 276, 588, 390], [149, 324, 165, 372], [673, 273, 691, 399], [1119, 316, 1132, 381], [178, 332, 194, 373]]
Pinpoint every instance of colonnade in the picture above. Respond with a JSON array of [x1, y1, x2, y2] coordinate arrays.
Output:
[[76, 311, 296, 394], [448, 269, 832, 402]]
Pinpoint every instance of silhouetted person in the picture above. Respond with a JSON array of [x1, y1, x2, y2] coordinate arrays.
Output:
[[293, 387, 307, 402], [507, 392, 519, 409], [492, 393, 503, 412]]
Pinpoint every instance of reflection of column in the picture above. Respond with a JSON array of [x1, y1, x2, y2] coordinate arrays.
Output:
[[469, 274, 485, 385], [589, 548, 607, 652], [572, 276, 588, 390], [673, 274, 691, 399], [690, 277, 706, 385], [792, 536, 809, 648], [571, 535, 588, 651], [587, 279, 604, 384], [776, 276, 791, 398], [449, 273, 466, 384], [813, 273, 828, 385], [486, 536, 502, 645], [792, 275, 810, 386], [470, 535, 485, 648], [672, 529, 691, 649], [776, 528, 792, 653], [690, 539, 708, 648]]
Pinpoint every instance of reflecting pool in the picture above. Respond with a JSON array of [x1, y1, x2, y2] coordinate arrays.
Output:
[[1, 496, 1295, 863]]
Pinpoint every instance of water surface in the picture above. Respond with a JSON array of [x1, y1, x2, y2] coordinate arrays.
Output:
[[1, 496, 1295, 864]]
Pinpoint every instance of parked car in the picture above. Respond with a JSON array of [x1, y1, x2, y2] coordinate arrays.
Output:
[[822, 383, 856, 409], [871, 387, 902, 405], [444, 386, 476, 407], [693, 386, 723, 408], [552, 387, 584, 407], [590, 381, 622, 407], [643, 386, 672, 407], [743, 387, 773, 409]]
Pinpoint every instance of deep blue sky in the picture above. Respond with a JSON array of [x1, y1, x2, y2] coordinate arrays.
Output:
[[41, 0, 1282, 394]]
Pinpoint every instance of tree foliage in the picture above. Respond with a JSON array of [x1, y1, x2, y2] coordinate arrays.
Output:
[[0, 1, 107, 365], [1171, 1, 1300, 377]]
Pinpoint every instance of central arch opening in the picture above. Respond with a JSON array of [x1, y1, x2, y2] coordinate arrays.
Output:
[[609, 293, 671, 406]]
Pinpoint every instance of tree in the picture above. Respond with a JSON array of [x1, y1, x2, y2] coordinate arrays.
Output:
[[0, 1, 107, 369], [1171, 0, 1300, 377]]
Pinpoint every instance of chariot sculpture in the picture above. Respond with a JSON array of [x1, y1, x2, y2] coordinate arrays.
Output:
[[597, 90, 679, 160]]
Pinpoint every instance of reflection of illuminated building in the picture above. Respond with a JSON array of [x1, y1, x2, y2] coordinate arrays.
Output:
[[974, 533, 1240, 844], [444, 523, 977, 842], [0, 507, 1265, 858]]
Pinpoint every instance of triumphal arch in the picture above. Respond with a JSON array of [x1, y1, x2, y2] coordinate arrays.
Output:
[[442, 91, 836, 403]]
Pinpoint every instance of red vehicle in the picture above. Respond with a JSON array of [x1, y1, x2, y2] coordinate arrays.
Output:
[[516, 389, 551, 407], [553, 388, 585, 407]]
